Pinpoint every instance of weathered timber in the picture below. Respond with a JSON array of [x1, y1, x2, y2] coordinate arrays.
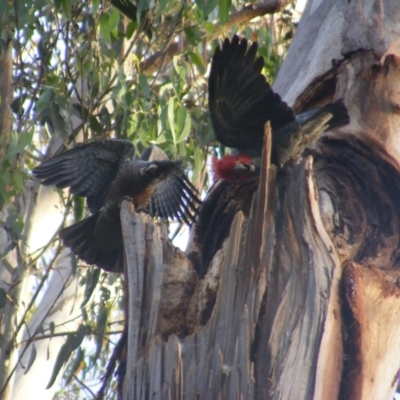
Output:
[[121, 134, 400, 400], [340, 262, 400, 400], [120, 125, 272, 398], [121, 0, 400, 399], [120, 124, 355, 399], [120, 203, 198, 399]]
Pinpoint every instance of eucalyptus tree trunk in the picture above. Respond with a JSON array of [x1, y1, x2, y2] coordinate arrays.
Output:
[[0, 133, 84, 400], [122, 0, 400, 399], [0, 36, 84, 400]]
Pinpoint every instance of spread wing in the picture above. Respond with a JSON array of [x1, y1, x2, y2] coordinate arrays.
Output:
[[33, 139, 135, 213], [208, 35, 295, 152], [141, 145, 201, 224]]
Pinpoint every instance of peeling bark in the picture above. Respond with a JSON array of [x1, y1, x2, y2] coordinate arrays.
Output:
[[0, 38, 13, 159], [340, 262, 400, 400]]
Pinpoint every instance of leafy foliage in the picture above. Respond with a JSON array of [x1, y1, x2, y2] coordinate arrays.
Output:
[[0, 0, 297, 397]]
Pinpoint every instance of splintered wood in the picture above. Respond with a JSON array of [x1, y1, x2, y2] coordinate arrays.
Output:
[[119, 2, 400, 397], [340, 262, 400, 400]]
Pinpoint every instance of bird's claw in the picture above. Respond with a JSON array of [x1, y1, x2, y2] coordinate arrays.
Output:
[[135, 207, 150, 215], [119, 196, 134, 207]]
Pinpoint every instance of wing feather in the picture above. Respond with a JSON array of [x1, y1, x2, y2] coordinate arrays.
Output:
[[33, 139, 134, 213], [141, 145, 201, 224], [208, 35, 295, 152]]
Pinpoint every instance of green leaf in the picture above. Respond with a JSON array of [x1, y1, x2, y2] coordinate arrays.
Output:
[[60, 0, 71, 19], [99, 13, 110, 43], [127, 113, 141, 138], [92, 0, 99, 14], [92, 304, 108, 367], [46, 343, 71, 389], [175, 106, 191, 144], [180, 114, 191, 143], [70, 324, 88, 351], [36, 89, 55, 114], [65, 347, 85, 385], [218, 0, 231, 25], [18, 130, 33, 152], [184, 27, 202, 46], [167, 97, 175, 141], [156, 106, 168, 143], [203, 21, 217, 34], [187, 51, 205, 69], [108, 7, 120, 31], [81, 268, 101, 307], [41, 102, 68, 141], [7, 130, 33, 157], [49, 321, 55, 337], [12, 170, 24, 191], [139, 74, 150, 99], [24, 344, 37, 374], [46, 325, 87, 389], [11, 95, 26, 115], [139, 120, 149, 144], [195, 0, 218, 17], [151, 133, 166, 145], [7, 132, 18, 159], [175, 106, 185, 140], [90, 68, 100, 100], [155, 0, 169, 17], [172, 56, 182, 76], [0, 0, 9, 17], [73, 195, 84, 222], [89, 116, 103, 133], [126, 21, 137, 39], [37, 324, 45, 336], [70, 253, 78, 275], [0, 288, 6, 312], [81, 308, 88, 322]]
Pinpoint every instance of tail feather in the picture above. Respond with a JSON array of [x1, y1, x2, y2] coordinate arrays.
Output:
[[298, 99, 350, 138], [272, 99, 350, 164], [319, 99, 350, 130], [60, 212, 123, 273]]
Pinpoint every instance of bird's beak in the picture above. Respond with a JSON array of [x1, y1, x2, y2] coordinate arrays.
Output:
[[140, 164, 158, 175], [233, 162, 255, 172]]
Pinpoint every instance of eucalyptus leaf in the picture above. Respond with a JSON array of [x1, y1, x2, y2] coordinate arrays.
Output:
[[218, 0, 231, 24], [36, 89, 55, 114], [167, 97, 176, 142], [99, 12, 110, 43], [60, 0, 71, 19], [108, 7, 120, 30], [24, 344, 37, 375], [92, 304, 108, 367], [0, 288, 6, 312]]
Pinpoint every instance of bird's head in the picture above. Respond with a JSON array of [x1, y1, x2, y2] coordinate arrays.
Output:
[[139, 160, 183, 182], [212, 154, 258, 181]]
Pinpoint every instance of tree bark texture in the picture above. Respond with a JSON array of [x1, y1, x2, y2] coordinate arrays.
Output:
[[122, 0, 400, 399], [0, 37, 13, 159]]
